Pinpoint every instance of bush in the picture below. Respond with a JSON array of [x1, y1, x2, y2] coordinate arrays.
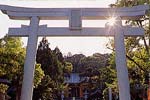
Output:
[[0, 84, 8, 93]]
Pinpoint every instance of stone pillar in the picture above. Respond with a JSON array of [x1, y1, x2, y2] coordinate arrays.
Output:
[[21, 16, 39, 100], [108, 87, 112, 100], [114, 17, 131, 100], [61, 91, 64, 100], [84, 89, 88, 100]]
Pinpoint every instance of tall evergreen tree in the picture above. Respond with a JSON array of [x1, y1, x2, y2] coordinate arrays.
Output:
[[34, 37, 72, 100]]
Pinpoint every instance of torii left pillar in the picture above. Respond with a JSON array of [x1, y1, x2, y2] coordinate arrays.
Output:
[[21, 16, 39, 100]]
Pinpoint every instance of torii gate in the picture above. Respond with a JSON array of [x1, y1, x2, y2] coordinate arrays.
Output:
[[0, 4, 149, 100]]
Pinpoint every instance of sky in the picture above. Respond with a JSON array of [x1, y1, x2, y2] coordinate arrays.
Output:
[[0, 0, 116, 56]]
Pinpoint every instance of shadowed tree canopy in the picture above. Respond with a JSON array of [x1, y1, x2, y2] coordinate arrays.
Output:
[[65, 53, 110, 74], [34, 37, 72, 100]]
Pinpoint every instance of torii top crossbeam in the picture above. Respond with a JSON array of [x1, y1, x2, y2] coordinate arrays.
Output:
[[0, 5, 149, 37], [0, 4, 149, 20]]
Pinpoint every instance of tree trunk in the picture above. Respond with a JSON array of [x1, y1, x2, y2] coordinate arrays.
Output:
[[16, 86, 21, 100]]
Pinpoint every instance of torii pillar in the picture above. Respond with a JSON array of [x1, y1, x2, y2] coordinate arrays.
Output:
[[0, 4, 149, 100], [114, 17, 131, 100], [20, 17, 39, 100]]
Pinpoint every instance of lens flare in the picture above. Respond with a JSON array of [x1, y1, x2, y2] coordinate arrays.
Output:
[[107, 17, 116, 26]]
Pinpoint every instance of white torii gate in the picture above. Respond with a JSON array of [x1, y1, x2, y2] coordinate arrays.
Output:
[[0, 4, 149, 100]]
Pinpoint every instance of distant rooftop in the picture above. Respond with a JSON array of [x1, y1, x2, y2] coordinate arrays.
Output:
[[65, 73, 81, 84]]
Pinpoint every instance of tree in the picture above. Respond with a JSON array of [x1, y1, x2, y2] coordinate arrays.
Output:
[[65, 54, 85, 72], [64, 53, 114, 99], [0, 35, 44, 100], [106, 1, 150, 99], [0, 36, 24, 79], [79, 53, 109, 73], [34, 37, 72, 100]]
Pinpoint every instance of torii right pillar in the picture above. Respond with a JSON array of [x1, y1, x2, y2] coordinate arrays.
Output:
[[114, 17, 131, 100]]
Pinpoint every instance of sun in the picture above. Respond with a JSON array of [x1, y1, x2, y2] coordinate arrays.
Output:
[[107, 17, 116, 26]]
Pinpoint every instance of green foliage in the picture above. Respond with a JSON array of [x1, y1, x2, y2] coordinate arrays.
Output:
[[63, 62, 73, 73], [79, 53, 109, 73], [0, 35, 45, 99], [0, 84, 8, 93], [0, 35, 25, 80], [33, 75, 54, 100], [65, 53, 114, 99], [98, 53, 118, 99], [34, 64, 45, 88], [107, 1, 150, 99], [34, 37, 72, 100], [127, 47, 150, 85], [115, 0, 148, 7], [65, 54, 85, 72]]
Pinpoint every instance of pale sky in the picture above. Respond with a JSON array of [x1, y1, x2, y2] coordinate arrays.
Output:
[[0, 0, 116, 56]]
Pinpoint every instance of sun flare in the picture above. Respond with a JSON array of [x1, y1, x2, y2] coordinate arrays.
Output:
[[107, 17, 116, 26]]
